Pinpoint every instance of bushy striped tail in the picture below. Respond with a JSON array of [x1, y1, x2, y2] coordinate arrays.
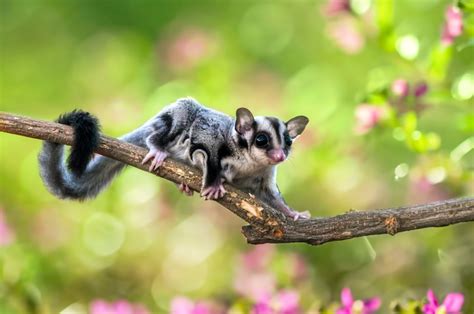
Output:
[[38, 110, 149, 200]]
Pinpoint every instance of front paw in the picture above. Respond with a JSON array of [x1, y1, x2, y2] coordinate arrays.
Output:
[[141, 148, 168, 172], [201, 182, 226, 200]]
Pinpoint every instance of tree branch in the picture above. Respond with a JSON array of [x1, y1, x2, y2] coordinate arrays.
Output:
[[1, 112, 473, 245]]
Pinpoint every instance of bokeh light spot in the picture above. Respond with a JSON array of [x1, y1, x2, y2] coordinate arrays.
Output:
[[350, 0, 372, 15], [452, 72, 474, 100], [396, 35, 419, 60], [427, 167, 446, 184], [166, 214, 222, 266], [394, 163, 409, 180], [82, 212, 125, 256], [60, 303, 87, 314], [450, 137, 474, 162], [392, 127, 405, 141]]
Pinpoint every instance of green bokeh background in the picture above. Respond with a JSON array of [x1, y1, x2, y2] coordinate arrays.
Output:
[[0, 0, 473, 313]]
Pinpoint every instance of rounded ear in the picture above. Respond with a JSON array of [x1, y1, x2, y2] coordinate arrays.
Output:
[[235, 108, 255, 134], [286, 116, 309, 138]]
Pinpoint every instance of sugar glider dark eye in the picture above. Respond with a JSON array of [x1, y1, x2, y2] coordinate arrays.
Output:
[[255, 133, 270, 148], [284, 134, 292, 147]]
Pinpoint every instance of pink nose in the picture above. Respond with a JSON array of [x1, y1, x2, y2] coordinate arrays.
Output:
[[268, 149, 286, 163]]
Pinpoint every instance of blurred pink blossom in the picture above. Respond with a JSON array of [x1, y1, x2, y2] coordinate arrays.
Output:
[[0, 208, 15, 246], [252, 290, 301, 314], [162, 27, 216, 71], [90, 299, 149, 314], [391, 79, 409, 98], [354, 104, 386, 134], [336, 288, 381, 314], [414, 82, 428, 98], [242, 244, 275, 271], [326, 18, 365, 54], [321, 0, 351, 17], [408, 176, 450, 204], [441, 6, 463, 45], [288, 253, 309, 282], [234, 268, 276, 301], [170, 297, 212, 314], [234, 245, 277, 301], [422, 289, 464, 314]]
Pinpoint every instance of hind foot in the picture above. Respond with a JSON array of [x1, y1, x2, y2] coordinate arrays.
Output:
[[290, 210, 311, 221], [177, 182, 194, 196], [142, 148, 168, 171], [281, 205, 311, 221], [201, 182, 226, 200]]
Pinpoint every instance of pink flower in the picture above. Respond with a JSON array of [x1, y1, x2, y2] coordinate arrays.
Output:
[[234, 245, 276, 301], [161, 27, 216, 71], [170, 297, 212, 314], [391, 79, 409, 98], [326, 18, 365, 54], [441, 6, 463, 45], [0, 209, 15, 246], [241, 244, 275, 271], [414, 82, 428, 98], [354, 104, 386, 134], [252, 290, 301, 314], [321, 0, 351, 17], [422, 289, 464, 314], [336, 288, 381, 314], [408, 176, 450, 204], [288, 253, 309, 282], [90, 299, 149, 314]]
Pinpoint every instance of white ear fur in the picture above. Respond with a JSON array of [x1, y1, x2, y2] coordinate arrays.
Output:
[[286, 116, 309, 139], [235, 108, 254, 134]]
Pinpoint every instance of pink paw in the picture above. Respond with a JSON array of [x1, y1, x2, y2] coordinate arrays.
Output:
[[142, 148, 168, 172], [178, 182, 194, 196], [290, 210, 311, 221], [201, 183, 226, 200], [281, 205, 311, 221]]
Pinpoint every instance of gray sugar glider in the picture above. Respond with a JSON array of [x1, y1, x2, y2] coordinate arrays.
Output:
[[38, 97, 310, 219]]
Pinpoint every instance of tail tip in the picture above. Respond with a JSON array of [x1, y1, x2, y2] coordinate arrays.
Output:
[[57, 110, 100, 176]]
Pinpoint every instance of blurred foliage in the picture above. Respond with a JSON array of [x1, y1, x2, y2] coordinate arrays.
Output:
[[0, 0, 473, 313]]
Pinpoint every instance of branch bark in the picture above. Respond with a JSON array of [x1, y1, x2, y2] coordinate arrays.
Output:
[[1, 112, 473, 245]]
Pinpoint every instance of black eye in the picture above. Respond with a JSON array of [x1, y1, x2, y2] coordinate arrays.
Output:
[[284, 134, 292, 147], [255, 133, 270, 148]]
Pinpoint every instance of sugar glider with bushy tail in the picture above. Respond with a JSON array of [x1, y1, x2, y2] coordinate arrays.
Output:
[[38, 97, 310, 219]]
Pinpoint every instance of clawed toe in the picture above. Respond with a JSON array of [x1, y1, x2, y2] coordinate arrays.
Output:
[[142, 149, 168, 172], [178, 183, 194, 196], [292, 210, 311, 221], [201, 184, 226, 200]]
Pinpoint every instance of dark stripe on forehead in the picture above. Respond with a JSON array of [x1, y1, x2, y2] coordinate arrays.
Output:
[[218, 143, 232, 159], [268, 117, 282, 145], [238, 137, 248, 149]]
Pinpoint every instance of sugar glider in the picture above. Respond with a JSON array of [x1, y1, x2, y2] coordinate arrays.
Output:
[[39, 98, 310, 219]]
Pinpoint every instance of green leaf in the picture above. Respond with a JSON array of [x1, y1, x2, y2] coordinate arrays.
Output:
[[457, 39, 474, 51], [426, 132, 441, 151], [459, 0, 474, 11], [375, 0, 396, 50], [402, 112, 418, 133], [428, 44, 453, 81], [375, 0, 394, 32], [367, 93, 387, 104], [462, 12, 474, 36]]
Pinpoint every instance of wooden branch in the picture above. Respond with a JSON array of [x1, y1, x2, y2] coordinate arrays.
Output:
[[1, 112, 473, 245]]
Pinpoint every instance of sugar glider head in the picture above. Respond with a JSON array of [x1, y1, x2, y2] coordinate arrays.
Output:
[[234, 108, 309, 166]]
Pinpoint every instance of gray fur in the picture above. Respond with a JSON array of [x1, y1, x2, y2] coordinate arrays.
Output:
[[39, 126, 151, 200], [39, 97, 310, 218]]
